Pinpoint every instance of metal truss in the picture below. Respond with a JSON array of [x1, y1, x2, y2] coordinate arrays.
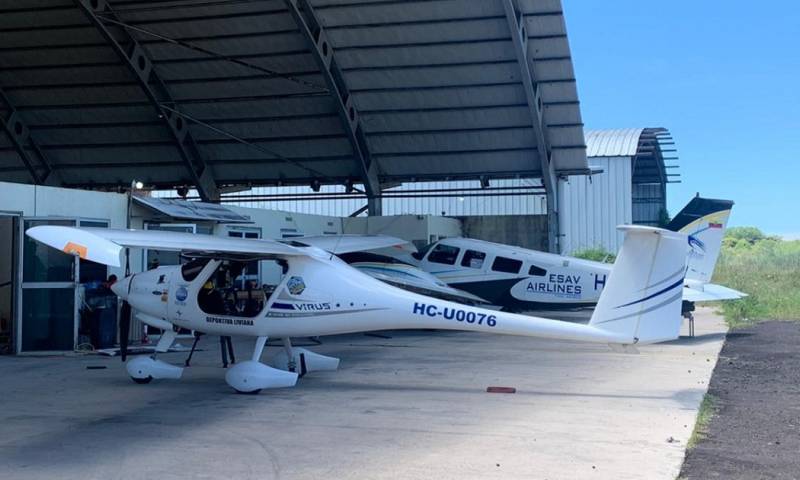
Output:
[[75, 0, 220, 202], [0, 86, 55, 184], [283, 0, 382, 215], [503, 0, 560, 252]]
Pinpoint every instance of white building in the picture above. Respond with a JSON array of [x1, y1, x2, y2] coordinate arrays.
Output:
[[0, 182, 459, 354], [212, 128, 677, 254]]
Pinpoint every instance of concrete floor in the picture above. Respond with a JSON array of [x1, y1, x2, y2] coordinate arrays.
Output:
[[1, 308, 727, 480]]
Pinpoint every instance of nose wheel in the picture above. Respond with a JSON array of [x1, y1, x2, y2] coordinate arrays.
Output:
[[132, 376, 153, 384]]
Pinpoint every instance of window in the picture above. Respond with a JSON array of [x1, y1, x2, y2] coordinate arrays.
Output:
[[23, 219, 75, 282], [491, 256, 522, 274], [198, 260, 268, 318], [461, 250, 486, 269], [528, 264, 547, 276], [144, 223, 197, 269], [427, 244, 460, 265], [412, 242, 434, 260], [181, 258, 210, 282], [228, 230, 260, 289], [78, 220, 109, 283]]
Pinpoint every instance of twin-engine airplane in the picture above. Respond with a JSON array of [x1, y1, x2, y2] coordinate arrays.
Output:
[[410, 196, 746, 313], [28, 224, 688, 394]]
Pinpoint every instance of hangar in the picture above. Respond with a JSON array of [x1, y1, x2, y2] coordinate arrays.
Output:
[[0, 0, 687, 354], [0, 0, 588, 252]]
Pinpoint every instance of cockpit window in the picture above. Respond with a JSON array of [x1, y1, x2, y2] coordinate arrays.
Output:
[[412, 242, 434, 261], [181, 258, 210, 282], [426, 244, 460, 265], [461, 250, 486, 269], [198, 260, 273, 318]]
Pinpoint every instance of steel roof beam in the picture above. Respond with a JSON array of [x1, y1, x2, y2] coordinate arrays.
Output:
[[283, 0, 381, 215], [503, 0, 559, 252], [75, 0, 220, 202], [0, 86, 56, 185]]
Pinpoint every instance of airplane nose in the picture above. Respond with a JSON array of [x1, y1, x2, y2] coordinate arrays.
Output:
[[111, 276, 132, 299]]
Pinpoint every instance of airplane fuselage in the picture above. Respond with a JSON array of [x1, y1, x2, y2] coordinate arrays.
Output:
[[119, 251, 626, 345], [414, 238, 613, 310]]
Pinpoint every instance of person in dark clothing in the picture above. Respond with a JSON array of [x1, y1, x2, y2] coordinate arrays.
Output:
[[198, 280, 225, 315]]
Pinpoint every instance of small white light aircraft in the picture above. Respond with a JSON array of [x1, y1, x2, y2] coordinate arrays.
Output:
[[409, 196, 746, 313], [28, 224, 687, 394]]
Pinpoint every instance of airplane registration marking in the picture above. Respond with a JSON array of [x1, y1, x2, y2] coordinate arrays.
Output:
[[413, 302, 497, 327]]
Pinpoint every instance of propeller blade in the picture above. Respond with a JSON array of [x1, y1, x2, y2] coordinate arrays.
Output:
[[120, 300, 131, 362]]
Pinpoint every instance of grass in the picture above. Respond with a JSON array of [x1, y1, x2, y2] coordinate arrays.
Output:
[[712, 233, 800, 328], [687, 393, 718, 449], [571, 247, 616, 263]]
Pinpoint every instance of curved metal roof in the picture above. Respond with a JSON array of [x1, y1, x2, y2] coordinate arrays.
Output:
[[0, 0, 587, 202], [585, 128, 645, 157], [585, 127, 679, 185]]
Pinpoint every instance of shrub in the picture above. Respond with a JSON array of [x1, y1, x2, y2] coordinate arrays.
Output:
[[713, 228, 800, 327], [571, 247, 616, 263]]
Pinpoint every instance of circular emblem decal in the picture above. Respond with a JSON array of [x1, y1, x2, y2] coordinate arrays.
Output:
[[175, 286, 188, 302], [287, 276, 306, 295]]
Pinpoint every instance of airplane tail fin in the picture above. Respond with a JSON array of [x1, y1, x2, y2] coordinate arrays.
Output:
[[666, 196, 734, 284], [589, 226, 687, 345]]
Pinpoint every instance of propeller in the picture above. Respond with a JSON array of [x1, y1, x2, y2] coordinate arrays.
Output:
[[119, 300, 131, 362]]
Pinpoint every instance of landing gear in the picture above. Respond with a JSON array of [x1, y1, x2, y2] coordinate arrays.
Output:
[[127, 329, 184, 384], [270, 337, 340, 376], [184, 333, 237, 368], [224, 336, 298, 394], [185, 331, 202, 367], [682, 301, 696, 337], [220, 335, 235, 367]]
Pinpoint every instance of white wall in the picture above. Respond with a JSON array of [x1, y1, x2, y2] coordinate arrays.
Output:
[[0, 182, 129, 278], [223, 206, 342, 239], [215, 179, 547, 217], [558, 157, 633, 254]]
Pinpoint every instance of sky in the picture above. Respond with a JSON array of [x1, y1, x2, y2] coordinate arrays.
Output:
[[562, 1, 800, 235]]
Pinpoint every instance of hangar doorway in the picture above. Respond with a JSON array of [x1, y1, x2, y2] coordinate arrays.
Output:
[[20, 218, 109, 352], [0, 214, 19, 354]]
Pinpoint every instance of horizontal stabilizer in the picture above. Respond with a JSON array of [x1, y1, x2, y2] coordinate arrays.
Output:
[[683, 283, 747, 303]]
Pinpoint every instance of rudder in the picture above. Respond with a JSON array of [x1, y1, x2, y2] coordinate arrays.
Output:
[[667, 196, 734, 284], [589, 226, 687, 344]]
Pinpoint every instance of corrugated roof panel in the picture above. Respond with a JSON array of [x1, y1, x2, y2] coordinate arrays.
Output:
[[585, 128, 646, 157], [0, 0, 587, 191]]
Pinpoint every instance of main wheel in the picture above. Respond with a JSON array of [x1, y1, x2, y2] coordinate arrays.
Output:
[[131, 376, 153, 384], [234, 388, 262, 395]]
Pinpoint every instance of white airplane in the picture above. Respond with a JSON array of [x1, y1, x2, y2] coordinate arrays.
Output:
[[27, 224, 687, 394], [299, 236, 488, 305], [409, 196, 745, 313]]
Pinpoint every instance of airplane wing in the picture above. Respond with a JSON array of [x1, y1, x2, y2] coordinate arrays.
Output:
[[26, 226, 307, 267], [683, 283, 748, 303], [297, 234, 417, 255], [351, 262, 489, 305]]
